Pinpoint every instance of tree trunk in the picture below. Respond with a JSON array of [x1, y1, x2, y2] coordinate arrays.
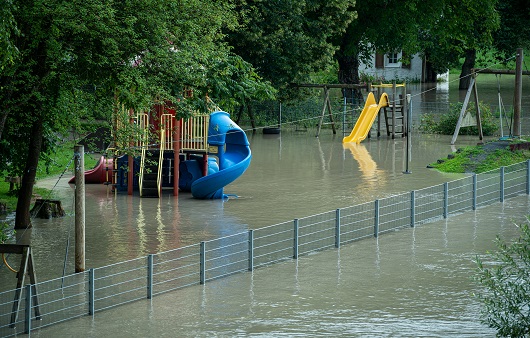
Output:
[[423, 60, 438, 83], [336, 53, 364, 104], [15, 118, 44, 229], [0, 77, 11, 141], [235, 105, 243, 125], [459, 49, 476, 90], [246, 100, 257, 133], [0, 111, 7, 141]]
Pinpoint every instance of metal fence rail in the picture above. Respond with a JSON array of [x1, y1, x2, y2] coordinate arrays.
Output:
[[339, 201, 376, 243], [415, 184, 444, 224], [2, 160, 530, 337], [253, 221, 293, 268], [152, 243, 200, 296]]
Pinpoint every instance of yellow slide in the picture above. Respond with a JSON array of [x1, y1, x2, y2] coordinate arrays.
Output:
[[343, 92, 389, 144]]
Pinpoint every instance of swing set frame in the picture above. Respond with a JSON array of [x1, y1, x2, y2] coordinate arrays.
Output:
[[452, 48, 526, 144]]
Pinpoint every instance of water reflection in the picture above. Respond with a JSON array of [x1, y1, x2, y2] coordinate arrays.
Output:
[[137, 199, 147, 255], [343, 142, 386, 187]]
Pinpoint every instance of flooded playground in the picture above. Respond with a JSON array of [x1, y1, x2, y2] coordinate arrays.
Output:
[[2, 76, 530, 336]]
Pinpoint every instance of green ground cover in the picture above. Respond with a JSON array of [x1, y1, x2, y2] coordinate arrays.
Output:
[[429, 139, 530, 173]]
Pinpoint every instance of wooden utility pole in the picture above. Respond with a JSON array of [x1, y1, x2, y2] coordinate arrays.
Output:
[[74, 145, 85, 273], [514, 48, 523, 137]]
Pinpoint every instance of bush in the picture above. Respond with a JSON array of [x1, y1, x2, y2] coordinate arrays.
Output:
[[0, 221, 14, 243], [475, 222, 530, 337], [418, 113, 438, 133], [420, 101, 498, 136]]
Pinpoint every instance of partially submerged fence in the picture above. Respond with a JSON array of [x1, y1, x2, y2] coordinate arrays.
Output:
[[2, 160, 530, 337]]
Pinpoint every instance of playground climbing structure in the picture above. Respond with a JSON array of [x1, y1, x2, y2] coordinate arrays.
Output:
[[81, 99, 251, 199]]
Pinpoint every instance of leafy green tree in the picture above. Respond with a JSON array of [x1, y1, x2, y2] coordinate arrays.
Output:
[[201, 53, 276, 120], [334, 0, 437, 102], [336, 0, 434, 83], [225, 0, 355, 100], [1, 0, 267, 229], [335, 0, 499, 89], [475, 223, 530, 337], [0, 0, 19, 141], [493, 0, 530, 61], [414, 0, 499, 86], [449, 0, 500, 89], [0, 0, 18, 69]]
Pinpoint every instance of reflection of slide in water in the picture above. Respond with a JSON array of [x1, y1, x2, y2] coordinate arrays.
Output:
[[343, 142, 385, 186], [343, 92, 389, 144], [190, 112, 252, 199]]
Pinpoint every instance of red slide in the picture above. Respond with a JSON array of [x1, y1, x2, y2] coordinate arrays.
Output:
[[68, 156, 113, 184]]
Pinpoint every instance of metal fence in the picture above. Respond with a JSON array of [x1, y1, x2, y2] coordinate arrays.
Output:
[[246, 98, 530, 137], [2, 160, 530, 337], [248, 97, 362, 132]]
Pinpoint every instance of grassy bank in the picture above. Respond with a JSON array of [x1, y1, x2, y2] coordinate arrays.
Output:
[[429, 139, 530, 173]]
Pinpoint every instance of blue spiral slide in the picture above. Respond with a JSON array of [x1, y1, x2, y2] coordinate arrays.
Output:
[[179, 111, 251, 199]]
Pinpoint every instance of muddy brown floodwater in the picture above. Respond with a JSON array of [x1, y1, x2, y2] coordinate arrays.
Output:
[[2, 76, 530, 336]]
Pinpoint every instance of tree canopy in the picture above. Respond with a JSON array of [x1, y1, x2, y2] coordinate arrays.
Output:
[[333, 0, 441, 102], [335, 0, 500, 86], [225, 0, 355, 100], [0, 0, 19, 70], [493, 0, 530, 61], [430, 0, 499, 88]]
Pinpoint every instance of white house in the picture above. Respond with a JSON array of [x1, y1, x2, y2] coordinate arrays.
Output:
[[359, 51, 425, 82]]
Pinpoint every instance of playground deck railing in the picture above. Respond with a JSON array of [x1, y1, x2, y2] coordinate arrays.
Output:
[[1, 160, 530, 336], [137, 113, 149, 195], [180, 114, 209, 152]]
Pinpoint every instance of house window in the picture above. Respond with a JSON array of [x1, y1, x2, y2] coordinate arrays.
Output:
[[386, 52, 400, 67]]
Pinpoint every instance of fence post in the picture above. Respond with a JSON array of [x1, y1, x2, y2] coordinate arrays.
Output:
[[527, 160, 530, 195], [443, 183, 449, 218], [472, 174, 477, 210], [200, 241, 206, 284], [374, 200, 379, 238], [342, 96, 347, 136], [500, 166, 505, 202], [248, 230, 254, 271], [24, 284, 32, 334], [410, 191, 415, 227], [147, 254, 154, 299], [293, 219, 299, 259], [88, 268, 95, 316], [335, 209, 341, 248]]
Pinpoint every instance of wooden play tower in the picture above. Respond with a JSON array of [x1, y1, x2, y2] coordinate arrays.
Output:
[[111, 101, 212, 198], [371, 82, 408, 139]]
